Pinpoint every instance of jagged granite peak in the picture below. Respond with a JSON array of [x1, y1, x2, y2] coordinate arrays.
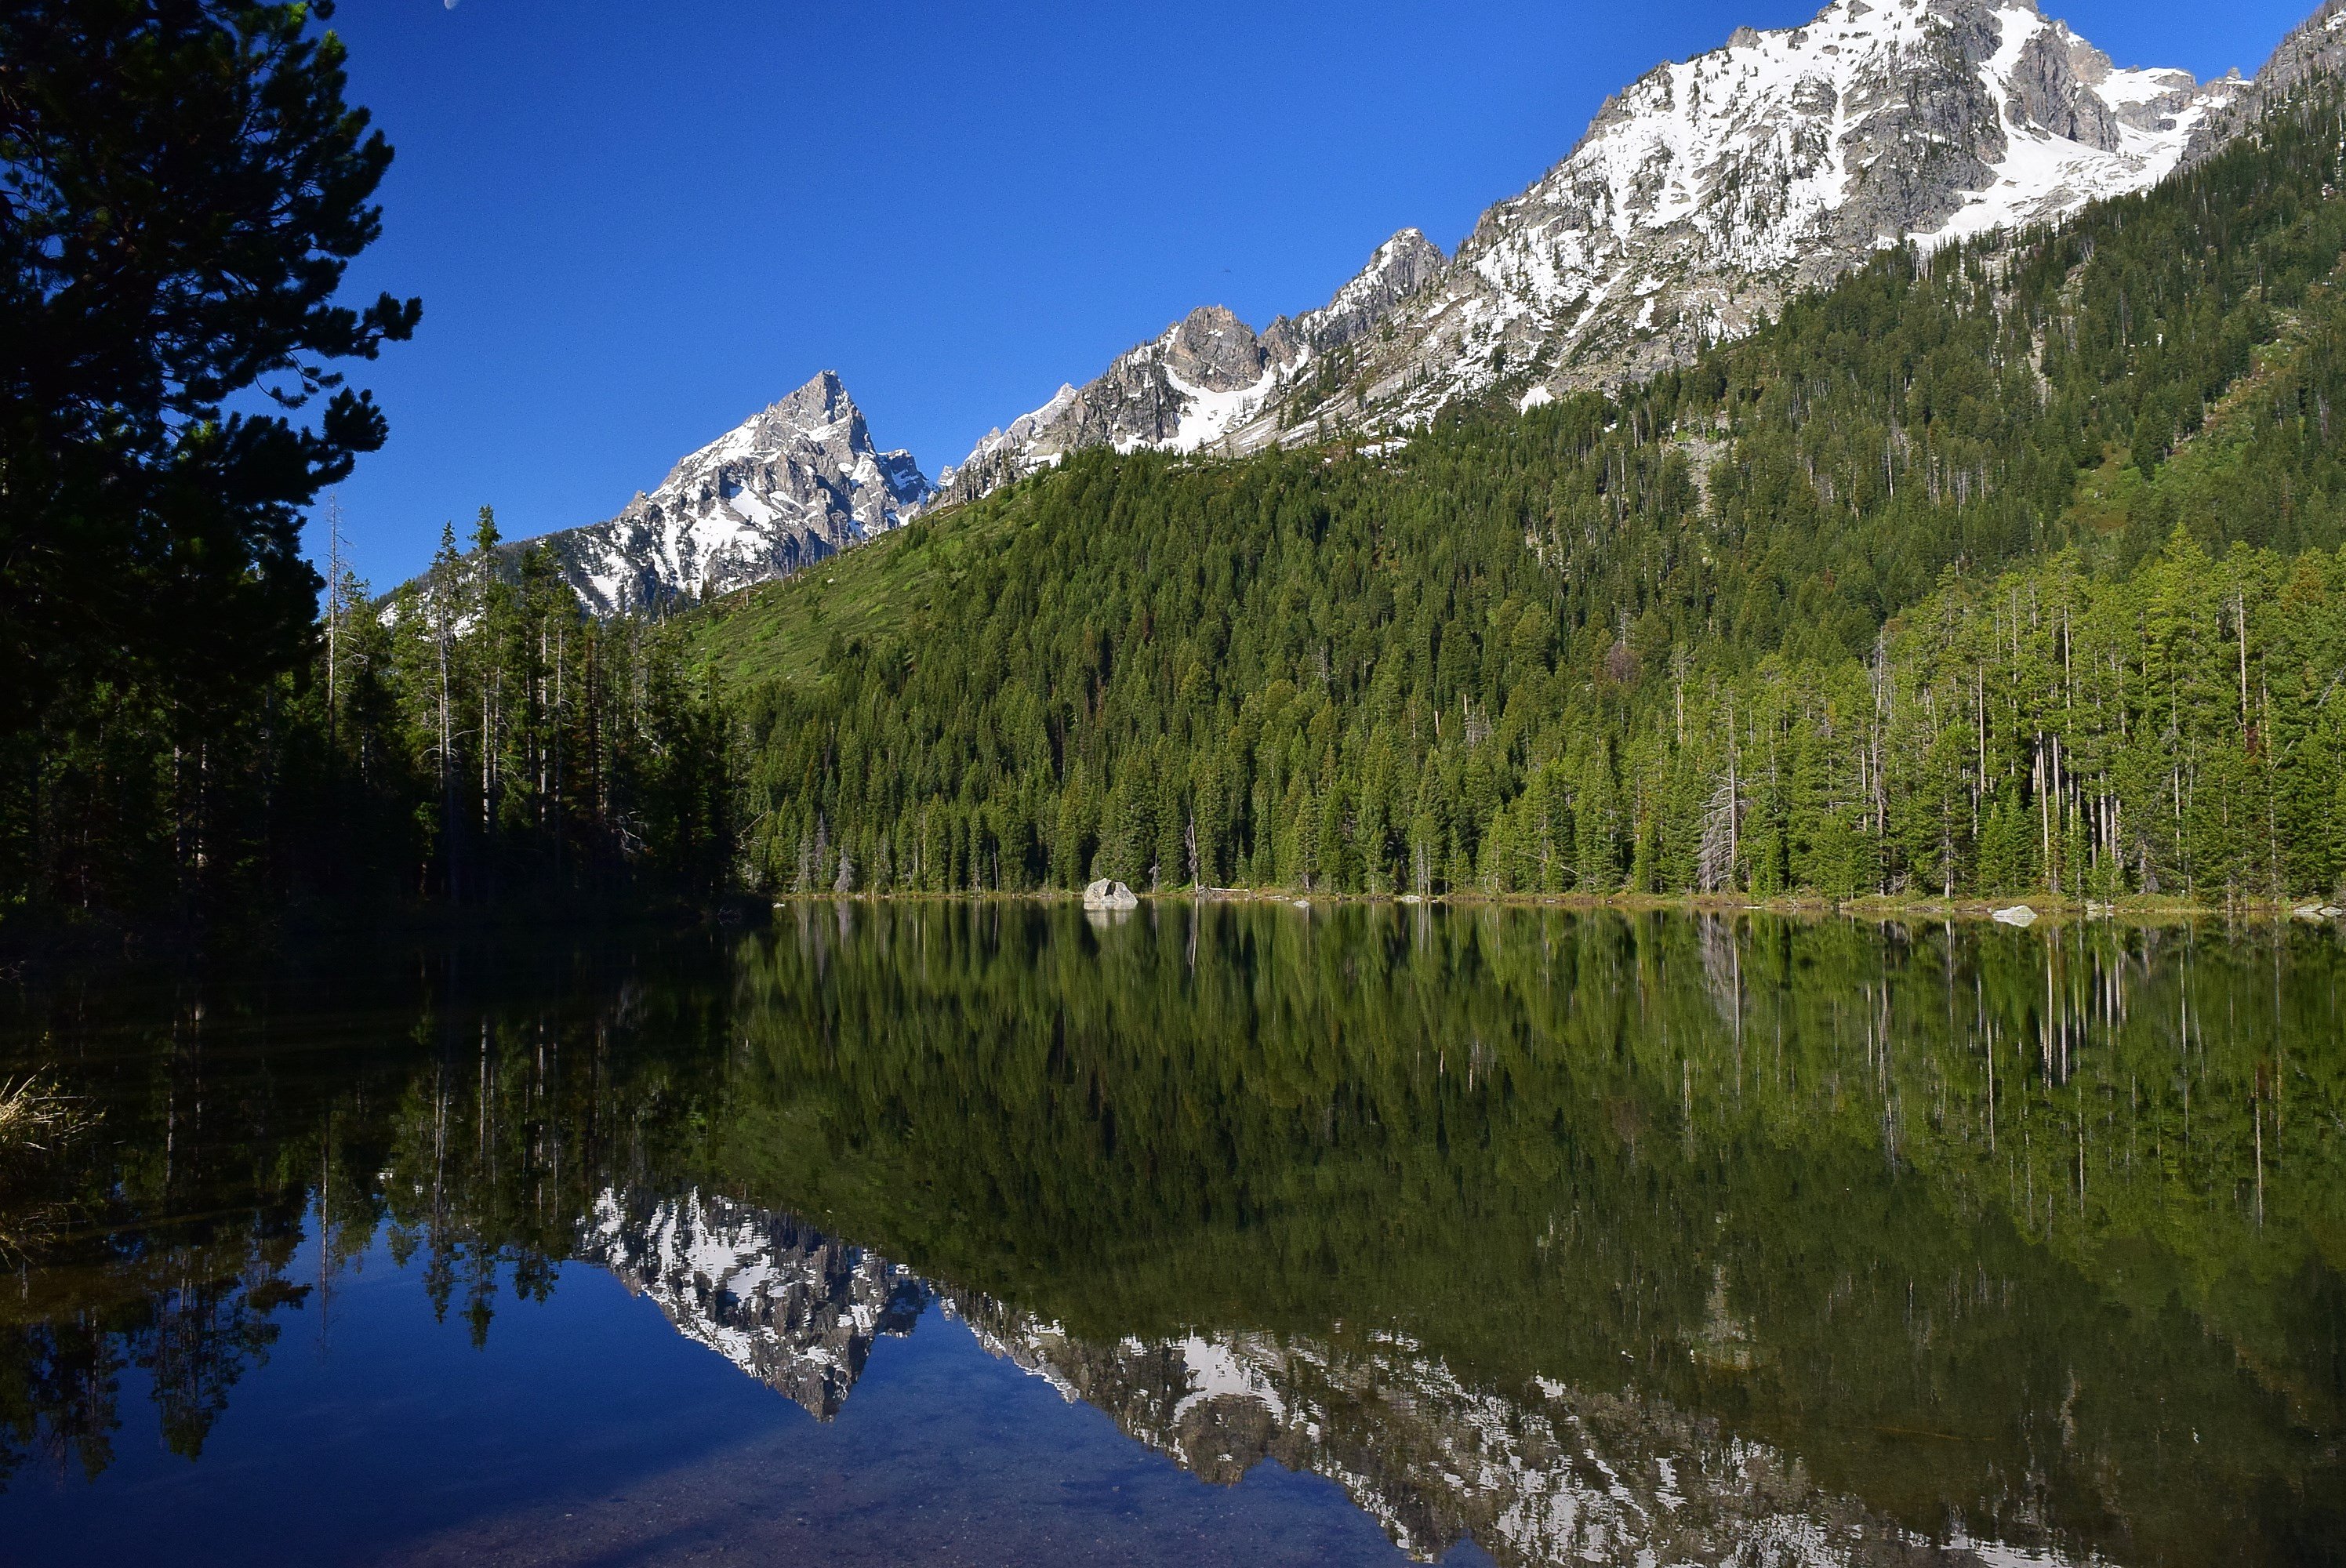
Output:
[[1327, 0, 2239, 425], [942, 0, 2242, 502], [2183, 0, 2346, 159], [533, 369, 932, 616], [937, 229, 1446, 506], [1298, 227, 1449, 352]]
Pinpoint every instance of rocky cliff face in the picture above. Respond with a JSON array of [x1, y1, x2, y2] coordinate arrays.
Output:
[[2184, 0, 2346, 158], [535, 370, 932, 616], [946, 0, 2241, 499]]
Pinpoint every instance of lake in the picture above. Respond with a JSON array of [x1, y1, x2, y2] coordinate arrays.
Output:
[[1, 905, 2340, 1566]]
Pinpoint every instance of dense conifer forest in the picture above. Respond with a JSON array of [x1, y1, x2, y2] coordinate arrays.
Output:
[[1, 511, 735, 934], [16, 9, 2346, 934], [703, 84, 2346, 906], [0, 2, 733, 942]]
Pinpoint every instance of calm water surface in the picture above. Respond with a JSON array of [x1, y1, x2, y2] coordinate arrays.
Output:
[[1, 906, 2341, 1566]]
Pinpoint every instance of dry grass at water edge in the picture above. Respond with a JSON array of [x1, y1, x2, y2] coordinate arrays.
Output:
[[0, 1075, 91, 1157]]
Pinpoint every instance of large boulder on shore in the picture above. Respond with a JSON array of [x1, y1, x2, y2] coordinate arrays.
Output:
[[1084, 880, 1138, 911]]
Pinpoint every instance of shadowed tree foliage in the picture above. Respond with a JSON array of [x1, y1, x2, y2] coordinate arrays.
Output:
[[0, 7, 731, 935], [0, 0, 426, 934], [0, 0, 419, 727]]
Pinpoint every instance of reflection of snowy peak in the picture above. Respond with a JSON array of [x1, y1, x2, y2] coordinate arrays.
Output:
[[576, 1189, 926, 1419], [589, 1191, 2080, 1564], [535, 371, 932, 616], [954, 1305, 2055, 1566], [943, 0, 2241, 503]]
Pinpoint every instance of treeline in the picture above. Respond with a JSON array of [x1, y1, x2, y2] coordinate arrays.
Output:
[[1, 510, 733, 936], [1473, 533, 2346, 902], [717, 82, 2346, 904]]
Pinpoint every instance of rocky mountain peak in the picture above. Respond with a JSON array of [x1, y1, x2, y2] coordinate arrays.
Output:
[[530, 368, 933, 615], [766, 367, 858, 434], [1291, 0, 2239, 426], [940, 226, 1450, 502], [2184, 0, 2346, 158], [1302, 228, 1447, 351], [1164, 306, 1273, 392], [932, 0, 2246, 506]]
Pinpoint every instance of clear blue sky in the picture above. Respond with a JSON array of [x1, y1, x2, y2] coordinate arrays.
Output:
[[320, 0, 2317, 588]]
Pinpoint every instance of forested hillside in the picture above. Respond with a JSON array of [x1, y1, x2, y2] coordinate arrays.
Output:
[[704, 82, 2346, 905]]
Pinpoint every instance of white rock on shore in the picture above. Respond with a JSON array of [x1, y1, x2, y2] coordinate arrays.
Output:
[[1083, 880, 1138, 911]]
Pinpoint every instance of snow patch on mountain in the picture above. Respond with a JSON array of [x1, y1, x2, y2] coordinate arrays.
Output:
[[940, 0, 2247, 503], [534, 370, 932, 616], [1345, 0, 2239, 426]]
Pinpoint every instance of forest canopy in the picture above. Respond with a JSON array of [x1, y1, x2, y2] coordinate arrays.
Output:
[[701, 85, 2346, 907]]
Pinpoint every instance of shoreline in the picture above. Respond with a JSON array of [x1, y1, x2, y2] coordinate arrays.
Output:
[[772, 888, 2346, 929]]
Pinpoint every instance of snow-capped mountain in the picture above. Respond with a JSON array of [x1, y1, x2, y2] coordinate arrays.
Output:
[[536, 371, 932, 616], [1330, 0, 2238, 425], [948, 0, 2242, 498], [505, 0, 2324, 609], [936, 230, 1444, 505]]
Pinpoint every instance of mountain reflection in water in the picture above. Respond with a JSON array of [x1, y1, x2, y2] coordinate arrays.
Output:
[[1, 904, 2340, 1566]]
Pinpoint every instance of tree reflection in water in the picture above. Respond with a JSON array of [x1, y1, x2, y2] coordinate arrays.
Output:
[[1, 906, 2339, 1566]]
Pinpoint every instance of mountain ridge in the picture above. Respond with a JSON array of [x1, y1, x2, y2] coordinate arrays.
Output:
[[506, 0, 2322, 612], [957, 0, 2246, 495]]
